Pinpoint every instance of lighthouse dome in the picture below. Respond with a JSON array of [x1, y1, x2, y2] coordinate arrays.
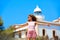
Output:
[[34, 5, 41, 13]]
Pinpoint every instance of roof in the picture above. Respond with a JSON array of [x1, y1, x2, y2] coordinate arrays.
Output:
[[53, 17, 60, 23]]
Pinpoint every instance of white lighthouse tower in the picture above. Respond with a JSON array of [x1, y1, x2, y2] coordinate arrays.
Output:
[[34, 5, 45, 36], [34, 5, 44, 21]]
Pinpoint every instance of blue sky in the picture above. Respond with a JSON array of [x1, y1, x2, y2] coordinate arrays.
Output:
[[0, 0, 60, 29]]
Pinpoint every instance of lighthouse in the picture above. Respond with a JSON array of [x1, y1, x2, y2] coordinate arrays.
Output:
[[34, 5, 45, 36], [13, 6, 60, 39], [34, 5, 44, 21]]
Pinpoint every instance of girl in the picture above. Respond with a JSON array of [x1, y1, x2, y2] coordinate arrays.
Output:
[[17, 14, 49, 40]]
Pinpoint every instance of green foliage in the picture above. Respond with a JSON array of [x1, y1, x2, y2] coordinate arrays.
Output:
[[0, 25, 14, 40], [36, 36, 49, 40], [36, 36, 42, 40], [0, 17, 3, 26], [5, 25, 14, 34]]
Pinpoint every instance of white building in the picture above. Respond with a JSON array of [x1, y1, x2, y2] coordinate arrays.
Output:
[[13, 6, 60, 39]]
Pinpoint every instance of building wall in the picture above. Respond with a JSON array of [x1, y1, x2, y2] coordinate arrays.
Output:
[[14, 25, 60, 39]]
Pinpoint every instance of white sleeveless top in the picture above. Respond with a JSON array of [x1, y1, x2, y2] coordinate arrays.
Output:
[[27, 21, 36, 31]]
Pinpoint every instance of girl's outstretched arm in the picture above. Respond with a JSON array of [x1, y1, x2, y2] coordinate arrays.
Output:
[[14, 23, 28, 29], [35, 21, 50, 26], [19, 23, 28, 27], [36, 21, 60, 26]]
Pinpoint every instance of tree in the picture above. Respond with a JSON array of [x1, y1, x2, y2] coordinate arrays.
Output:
[[0, 17, 4, 31], [0, 17, 3, 26], [0, 25, 14, 40]]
